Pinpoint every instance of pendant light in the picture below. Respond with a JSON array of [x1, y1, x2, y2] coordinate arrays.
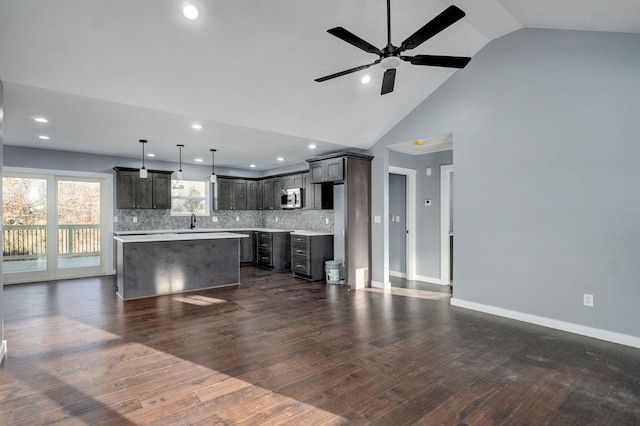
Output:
[[139, 139, 148, 179], [176, 144, 184, 180], [210, 148, 217, 183]]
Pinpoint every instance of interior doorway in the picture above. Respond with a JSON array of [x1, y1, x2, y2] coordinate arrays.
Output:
[[388, 166, 416, 281], [440, 164, 453, 285]]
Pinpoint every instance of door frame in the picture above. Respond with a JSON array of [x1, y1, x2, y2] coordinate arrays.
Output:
[[388, 166, 416, 281], [3, 167, 114, 284], [440, 164, 453, 285]]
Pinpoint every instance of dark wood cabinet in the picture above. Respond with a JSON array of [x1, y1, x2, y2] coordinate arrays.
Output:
[[255, 231, 290, 271], [262, 177, 282, 210], [291, 233, 334, 281], [303, 172, 333, 209], [239, 231, 255, 265], [217, 178, 248, 210], [246, 180, 262, 210], [114, 167, 172, 209], [282, 174, 303, 190], [151, 173, 171, 209], [309, 157, 344, 183]]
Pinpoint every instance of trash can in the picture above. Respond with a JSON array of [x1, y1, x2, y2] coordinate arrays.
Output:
[[325, 260, 342, 284]]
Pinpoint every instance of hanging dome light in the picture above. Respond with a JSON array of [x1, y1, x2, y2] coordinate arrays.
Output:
[[139, 140, 148, 178], [177, 144, 184, 180]]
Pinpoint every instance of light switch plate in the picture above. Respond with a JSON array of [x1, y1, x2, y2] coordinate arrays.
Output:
[[374, 215, 381, 223]]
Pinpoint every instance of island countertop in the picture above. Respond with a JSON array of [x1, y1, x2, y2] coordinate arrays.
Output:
[[114, 232, 249, 244]]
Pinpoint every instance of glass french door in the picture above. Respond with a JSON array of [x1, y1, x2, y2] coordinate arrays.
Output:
[[3, 172, 109, 284]]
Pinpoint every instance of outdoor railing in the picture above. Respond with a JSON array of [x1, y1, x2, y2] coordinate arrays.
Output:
[[2, 224, 100, 261]]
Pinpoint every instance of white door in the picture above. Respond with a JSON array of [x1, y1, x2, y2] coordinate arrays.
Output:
[[3, 171, 110, 284]]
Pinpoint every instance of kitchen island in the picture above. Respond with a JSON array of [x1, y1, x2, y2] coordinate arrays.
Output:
[[114, 232, 248, 300]]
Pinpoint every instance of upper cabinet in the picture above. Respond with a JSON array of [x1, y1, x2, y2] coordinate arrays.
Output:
[[246, 180, 263, 210], [281, 174, 303, 190], [309, 157, 344, 183], [218, 178, 247, 210], [114, 167, 173, 209], [303, 172, 333, 210], [214, 171, 333, 211], [262, 177, 282, 210]]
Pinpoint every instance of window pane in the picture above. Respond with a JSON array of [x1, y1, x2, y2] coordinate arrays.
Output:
[[172, 180, 205, 197], [2, 177, 48, 273], [171, 180, 208, 215], [57, 180, 101, 269], [172, 199, 206, 215]]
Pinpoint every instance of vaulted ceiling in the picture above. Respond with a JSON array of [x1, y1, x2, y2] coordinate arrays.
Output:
[[1, 0, 639, 170]]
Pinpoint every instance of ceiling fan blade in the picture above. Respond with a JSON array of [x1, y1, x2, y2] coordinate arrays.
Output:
[[381, 68, 396, 95], [402, 54, 471, 68], [327, 27, 381, 55], [315, 60, 380, 83], [399, 5, 466, 52]]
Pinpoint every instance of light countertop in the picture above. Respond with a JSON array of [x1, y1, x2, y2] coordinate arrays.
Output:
[[290, 231, 334, 236], [114, 232, 249, 244], [114, 228, 332, 236]]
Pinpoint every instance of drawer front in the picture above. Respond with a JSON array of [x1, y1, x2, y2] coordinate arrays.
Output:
[[258, 232, 272, 245], [257, 249, 272, 265], [292, 255, 310, 275], [291, 235, 309, 247], [292, 244, 309, 257]]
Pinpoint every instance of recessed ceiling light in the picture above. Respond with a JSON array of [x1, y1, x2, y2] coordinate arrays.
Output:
[[191, 123, 203, 129], [34, 117, 48, 123], [183, 4, 199, 20], [308, 144, 317, 149], [361, 74, 372, 85], [194, 158, 203, 163], [250, 164, 256, 168], [38, 135, 50, 140], [147, 153, 155, 157], [277, 157, 284, 162]]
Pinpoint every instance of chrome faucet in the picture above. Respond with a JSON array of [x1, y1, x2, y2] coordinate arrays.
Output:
[[190, 213, 196, 229]]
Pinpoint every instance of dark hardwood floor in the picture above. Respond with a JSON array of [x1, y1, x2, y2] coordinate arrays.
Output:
[[1, 267, 639, 425]]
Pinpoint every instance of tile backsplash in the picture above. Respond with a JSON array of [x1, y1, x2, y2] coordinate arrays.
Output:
[[115, 209, 334, 233]]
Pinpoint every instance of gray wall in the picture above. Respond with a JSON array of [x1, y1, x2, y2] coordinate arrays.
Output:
[[371, 28, 640, 338], [388, 173, 406, 274]]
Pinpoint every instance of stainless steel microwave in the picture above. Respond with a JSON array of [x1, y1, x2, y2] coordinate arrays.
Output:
[[281, 188, 303, 209]]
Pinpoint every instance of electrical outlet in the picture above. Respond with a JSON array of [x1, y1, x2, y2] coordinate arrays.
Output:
[[275, 217, 279, 222], [132, 217, 137, 223], [113, 216, 118, 223], [235, 216, 240, 222], [325, 217, 329, 225], [583, 294, 594, 307], [211, 216, 218, 222]]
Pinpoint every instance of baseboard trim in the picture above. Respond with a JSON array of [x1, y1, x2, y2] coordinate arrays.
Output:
[[415, 275, 446, 286], [450, 298, 640, 349], [0, 340, 6, 364], [371, 280, 391, 289], [389, 271, 405, 278]]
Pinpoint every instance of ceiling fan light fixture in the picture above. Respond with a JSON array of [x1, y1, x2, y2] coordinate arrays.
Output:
[[360, 74, 372, 84], [380, 56, 401, 70]]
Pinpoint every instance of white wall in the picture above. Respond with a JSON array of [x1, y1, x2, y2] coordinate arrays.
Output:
[[370, 28, 640, 344]]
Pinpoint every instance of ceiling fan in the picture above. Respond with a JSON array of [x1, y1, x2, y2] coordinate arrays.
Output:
[[315, 1, 472, 95]]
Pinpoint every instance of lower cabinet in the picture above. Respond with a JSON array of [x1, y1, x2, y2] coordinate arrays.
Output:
[[291, 234, 334, 281], [255, 231, 291, 271], [239, 231, 255, 265]]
